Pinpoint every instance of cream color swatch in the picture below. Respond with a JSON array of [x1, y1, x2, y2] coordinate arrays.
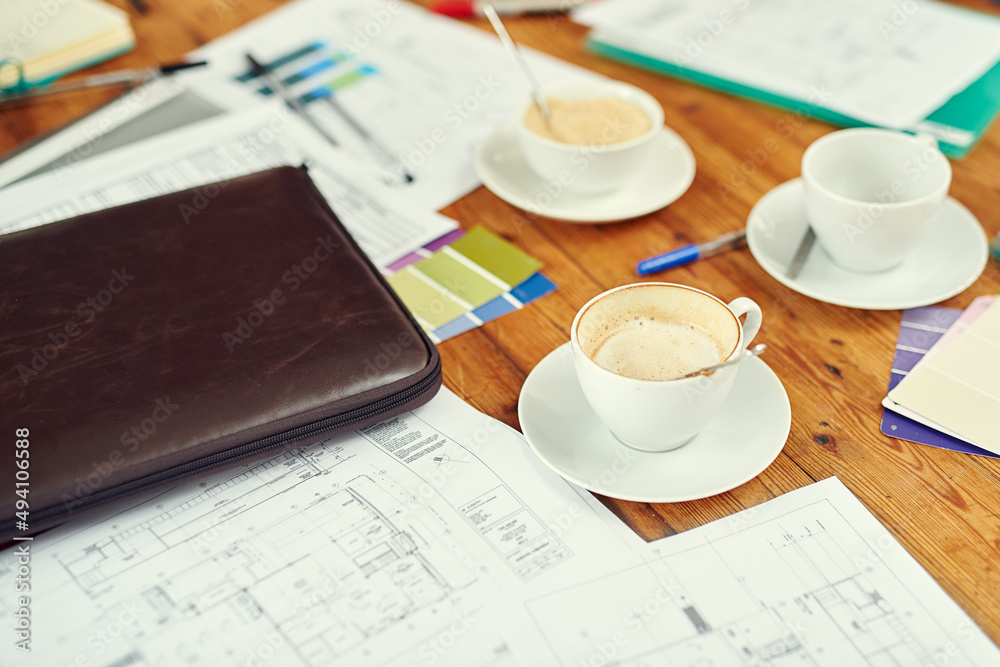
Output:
[[888, 299, 1000, 454]]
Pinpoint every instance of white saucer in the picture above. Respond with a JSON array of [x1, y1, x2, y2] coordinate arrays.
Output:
[[746, 179, 988, 310], [473, 124, 696, 224], [517, 344, 790, 503]]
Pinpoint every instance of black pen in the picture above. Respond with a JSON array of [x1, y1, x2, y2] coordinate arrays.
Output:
[[247, 53, 413, 186], [245, 53, 341, 149], [319, 93, 414, 183]]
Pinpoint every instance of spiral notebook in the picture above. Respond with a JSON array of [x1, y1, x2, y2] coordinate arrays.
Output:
[[0, 0, 134, 90]]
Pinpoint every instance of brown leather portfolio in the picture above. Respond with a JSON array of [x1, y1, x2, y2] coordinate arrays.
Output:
[[0, 166, 441, 539]]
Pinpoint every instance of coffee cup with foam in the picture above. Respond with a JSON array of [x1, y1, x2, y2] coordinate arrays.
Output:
[[517, 79, 664, 195], [571, 283, 762, 452]]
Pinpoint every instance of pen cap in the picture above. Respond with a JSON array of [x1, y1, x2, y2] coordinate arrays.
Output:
[[432, 1, 477, 17], [636, 244, 699, 275]]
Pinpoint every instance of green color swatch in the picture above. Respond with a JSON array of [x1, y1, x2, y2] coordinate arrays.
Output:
[[387, 269, 468, 328], [413, 253, 504, 308], [449, 227, 542, 287]]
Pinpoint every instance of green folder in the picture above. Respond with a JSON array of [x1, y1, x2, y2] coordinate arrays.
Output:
[[587, 34, 1000, 158]]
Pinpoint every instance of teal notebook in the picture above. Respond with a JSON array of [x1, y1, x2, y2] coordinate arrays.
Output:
[[587, 34, 1000, 159]]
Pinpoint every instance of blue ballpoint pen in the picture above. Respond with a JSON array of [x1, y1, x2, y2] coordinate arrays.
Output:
[[636, 230, 747, 276]]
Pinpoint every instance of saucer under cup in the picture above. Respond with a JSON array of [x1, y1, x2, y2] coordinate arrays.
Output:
[[745, 179, 987, 310], [518, 345, 791, 503], [473, 124, 695, 223]]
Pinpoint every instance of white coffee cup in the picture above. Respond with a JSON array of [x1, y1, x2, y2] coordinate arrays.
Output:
[[802, 128, 951, 273], [517, 79, 664, 194], [570, 283, 762, 453]]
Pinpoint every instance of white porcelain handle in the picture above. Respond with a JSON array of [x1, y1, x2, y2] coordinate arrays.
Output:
[[727, 297, 762, 352]]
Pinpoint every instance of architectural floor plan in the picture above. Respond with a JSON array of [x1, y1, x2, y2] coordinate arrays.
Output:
[[2, 391, 997, 666], [0, 390, 642, 666], [516, 485, 986, 665]]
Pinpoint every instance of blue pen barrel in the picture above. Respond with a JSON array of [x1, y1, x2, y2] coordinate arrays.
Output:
[[636, 244, 700, 275]]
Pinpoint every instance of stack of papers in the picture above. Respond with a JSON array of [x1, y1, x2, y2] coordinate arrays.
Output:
[[0, 105, 458, 270], [181, 0, 599, 210], [573, 0, 1000, 154], [883, 296, 1000, 457], [0, 0, 134, 89]]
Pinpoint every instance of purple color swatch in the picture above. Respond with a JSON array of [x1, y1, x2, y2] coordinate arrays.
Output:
[[384, 229, 469, 273], [881, 306, 999, 458]]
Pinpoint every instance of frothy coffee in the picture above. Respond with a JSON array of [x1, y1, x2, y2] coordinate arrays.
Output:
[[590, 315, 724, 381], [575, 285, 738, 382], [524, 97, 651, 146]]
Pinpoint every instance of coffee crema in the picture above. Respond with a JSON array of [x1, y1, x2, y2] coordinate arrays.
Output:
[[589, 316, 725, 382], [524, 97, 651, 146]]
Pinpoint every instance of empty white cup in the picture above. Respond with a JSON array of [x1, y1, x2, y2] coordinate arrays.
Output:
[[802, 128, 951, 273]]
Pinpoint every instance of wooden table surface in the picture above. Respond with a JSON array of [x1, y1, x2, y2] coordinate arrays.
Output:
[[3, 0, 999, 646]]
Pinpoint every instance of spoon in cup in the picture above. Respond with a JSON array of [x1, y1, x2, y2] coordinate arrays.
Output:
[[681, 343, 767, 379], [483, 3, 550, 123]]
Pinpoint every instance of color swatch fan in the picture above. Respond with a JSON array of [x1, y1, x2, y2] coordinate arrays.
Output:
[[386, 227, 556, 343], [885, 297, 1000, 456], [881, 305, 998, 458]]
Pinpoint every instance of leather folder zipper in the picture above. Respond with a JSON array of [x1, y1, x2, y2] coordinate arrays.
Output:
[[1, 356, 440, 537]]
